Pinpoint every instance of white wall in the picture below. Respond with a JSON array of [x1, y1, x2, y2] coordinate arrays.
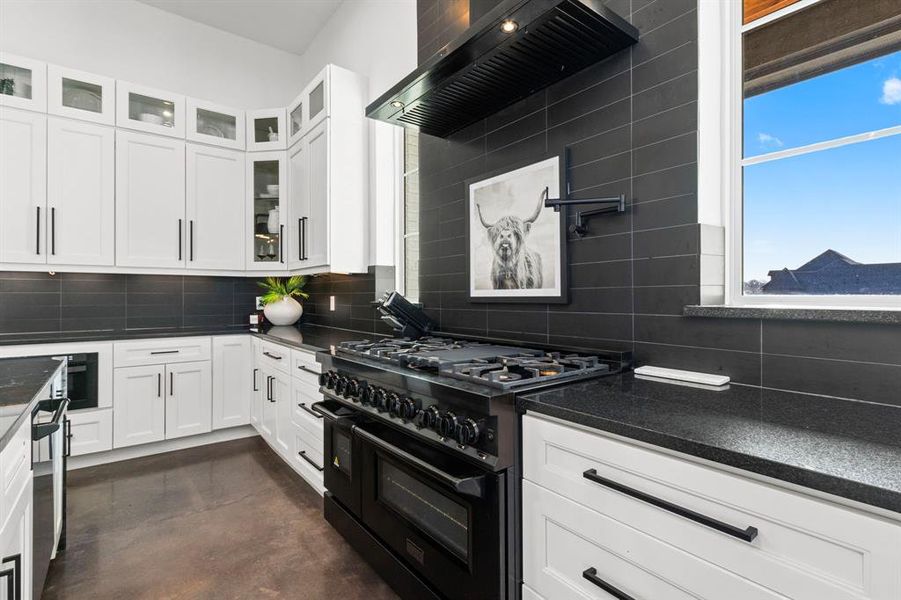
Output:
[[295, 0, 418, 267], [0, 0, 306, 108]]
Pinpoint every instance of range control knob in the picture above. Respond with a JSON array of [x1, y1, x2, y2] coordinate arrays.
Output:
[[360, 386, 375, 406], [374, 388, 388, 412], [318, 372, 329, 387], [437, 412, 459, 439], [457, 418, 480, 446], [416, 406, 440, 429], [398, 397, 418, 420], [335, 376, 348, 396], [324, 371, 338, 390], [386, 393, 401, 416], [345, 379, 360, 399]]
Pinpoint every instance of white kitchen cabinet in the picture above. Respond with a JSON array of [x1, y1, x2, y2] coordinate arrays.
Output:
[[0, 52, 46, 112], [116, 81, 185, 138], [246, 108, 286, 151], [287, 90, 305, 149], [259, 367, 277, 442], [165, 360, 212, 440], [273, 371, 291, 455], [113, 364, 166, 448], [47, 64, 115, 125], [291, 379, 324, 447], [66, 408, 113, 456], [47, 117, 115, 266], [186, 98, 245, 150], [522, 414, 901, 600], [287, 64, 360, 145], [250, 337, 262, 430], [212, 336, 252, 430], [0, 108, 46, 264], [0, 477, 32, 600], [115, 130, 186, 268], [246, 151, 287, 271], [114, 337, 211, 368], [186, 143, 245, 270]]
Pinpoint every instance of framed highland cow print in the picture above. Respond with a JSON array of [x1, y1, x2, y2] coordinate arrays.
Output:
[[466, 156, 568, 303]]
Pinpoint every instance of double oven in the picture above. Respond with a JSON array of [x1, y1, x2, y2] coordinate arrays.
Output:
[[315, 397, 509, 600]]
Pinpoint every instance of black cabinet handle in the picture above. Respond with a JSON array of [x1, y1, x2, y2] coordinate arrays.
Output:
[[35, 206, 41, 255], [297, 365, 318, 376], [157, 373, 161, 398], [267, 376, 275, 402], [51, 207, 56, 255], [189, 220, 194, 261], [582, 469, 759, 542], [301, 216, 307, 260], [298, 218, 302, 260], [582, 568, 635, 600], [298, 450, 324, 471], [177, 218, 183, 260], [279, 224, 284, 263], [253, 368, 259, 391], [150, 350, 179, 355], [263, 351, 282, 360], [169, 371, 174, 396], [2, 553, 22, 600], [297, 402, 323, 419], [65, 419, 72, 458]]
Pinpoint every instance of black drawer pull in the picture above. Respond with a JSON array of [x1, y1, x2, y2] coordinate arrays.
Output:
[[297, 402, 324, 419], [263, 351, 283, 360], [150, 350, 180, 355], [582, 568, 635, 600], [582, 469, 758, 542], [298, 450, 324, 471], [253, 368, 259, 391], [297, 365, 319, 376]]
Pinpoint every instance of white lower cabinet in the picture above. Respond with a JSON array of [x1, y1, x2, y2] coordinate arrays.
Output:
[[0, 477, 32, 600], [522, 414, 901, 600], [212, 336, 252, 430], [164, 360, 212, 440], [113, 364, 166, 448], [67, 408, 113, 456], [250, 337, 262, 430]]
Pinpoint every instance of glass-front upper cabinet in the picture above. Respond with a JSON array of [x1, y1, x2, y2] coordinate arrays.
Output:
[[304, 67, 329, 131], [287, 91, 305, 148], [245, 151, 287, 271], [246, 108, 287, 151], [186, 98, 245, 150], [0, 52, 46, 112], [116, 81, 185, 138], [47, 65, 115, 125]]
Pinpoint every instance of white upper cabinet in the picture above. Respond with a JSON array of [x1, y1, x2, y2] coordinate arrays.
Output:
[[246, 107, 287, 151], [186, 98, 245, 150], [0, 108, 47, 264], [287, 90, 305, 148], [116, 81, 185, 138], [116, 130, 186, 268], [246, 151, 287, 271], [186, 143, 245, 270], [303, 68, 329, 132], [47, 118, 115, 266], [0, 52, 46, 112], [47, 65, 115, 125]]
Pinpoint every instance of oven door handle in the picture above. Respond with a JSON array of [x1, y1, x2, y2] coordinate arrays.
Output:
[[32, 398, 70, 441], [354, 427, 486, 499]]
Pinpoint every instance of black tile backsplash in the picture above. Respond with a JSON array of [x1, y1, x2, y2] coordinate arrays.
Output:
[[410, 0, 901, 408]]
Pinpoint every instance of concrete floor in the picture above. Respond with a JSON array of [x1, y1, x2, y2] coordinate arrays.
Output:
[[43, 437, 399, 600]]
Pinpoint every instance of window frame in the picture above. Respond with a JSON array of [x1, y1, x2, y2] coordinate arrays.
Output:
[[396, 127, 420, 302], [704, 0, 901, 310]]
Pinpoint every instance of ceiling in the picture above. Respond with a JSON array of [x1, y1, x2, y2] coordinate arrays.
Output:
[[137, 0, 343, 55]]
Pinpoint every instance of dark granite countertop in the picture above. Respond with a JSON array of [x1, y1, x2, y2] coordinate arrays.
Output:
[[518, 374, 901, 515], [0, 356, 64, 452], [251, 324, 378, 353]]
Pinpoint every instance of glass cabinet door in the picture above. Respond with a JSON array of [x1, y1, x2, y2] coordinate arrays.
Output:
[[115, 82, 185, 138], [287, 90, 304, 147], [186, 98, 245, 150], [246, 152, 287, 271], [0, 52, 46, 112], [246, 108, 286, 151], [47, 65, 115, 125], [304, 66, 329, 131]]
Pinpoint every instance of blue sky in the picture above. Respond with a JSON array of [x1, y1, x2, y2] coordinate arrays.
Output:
[[742, 50, 901, 282]]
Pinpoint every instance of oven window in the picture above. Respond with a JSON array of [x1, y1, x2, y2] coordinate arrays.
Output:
[[331, 429, 352, 476], [377, 457, 469, 561]]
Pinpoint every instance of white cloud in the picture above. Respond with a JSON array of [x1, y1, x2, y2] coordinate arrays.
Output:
[[757, 132, 784, 149], [880, 77, 901, 105]]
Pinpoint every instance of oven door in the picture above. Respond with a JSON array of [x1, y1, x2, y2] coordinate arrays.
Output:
[[357, 421, 504, 600], [313, 400, 361, 517]]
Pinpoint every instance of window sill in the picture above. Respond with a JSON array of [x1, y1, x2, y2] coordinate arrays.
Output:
[[683, 305, 901, 325]]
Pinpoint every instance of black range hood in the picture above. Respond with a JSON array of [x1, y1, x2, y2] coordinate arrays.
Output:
[[367, 0, 638, 138]]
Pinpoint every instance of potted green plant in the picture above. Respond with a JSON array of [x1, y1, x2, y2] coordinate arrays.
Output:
[[258, 276, 309, 326]]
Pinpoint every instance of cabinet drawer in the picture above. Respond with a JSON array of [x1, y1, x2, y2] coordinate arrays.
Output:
[[292, 423, 324, 472], [523, 480, 783, 600], [291, 379, 324, 444], [1, 417, 31, 527], [523, 414, 901, 600], [291, 348, 321, 382], [114, 337, 211, 367], [68, 408, 113, 456], [259, 341, 290, 374]]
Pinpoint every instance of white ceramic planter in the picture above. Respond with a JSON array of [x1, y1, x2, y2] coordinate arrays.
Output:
[[263, 296, 303, 326]]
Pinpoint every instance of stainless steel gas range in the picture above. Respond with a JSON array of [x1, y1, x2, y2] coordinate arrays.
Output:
[[314, 336, 630, 600]]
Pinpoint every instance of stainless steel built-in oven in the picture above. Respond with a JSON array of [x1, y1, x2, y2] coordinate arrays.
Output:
[[317, 401, 505, 600], [62, 353, 98, 411]]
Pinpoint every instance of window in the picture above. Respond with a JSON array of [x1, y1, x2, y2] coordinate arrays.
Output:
[[727, 0, 901, 306], [399, 129, 420, 302]]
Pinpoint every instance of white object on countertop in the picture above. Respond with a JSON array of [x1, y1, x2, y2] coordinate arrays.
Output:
[[633, 366, 729, 387]]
